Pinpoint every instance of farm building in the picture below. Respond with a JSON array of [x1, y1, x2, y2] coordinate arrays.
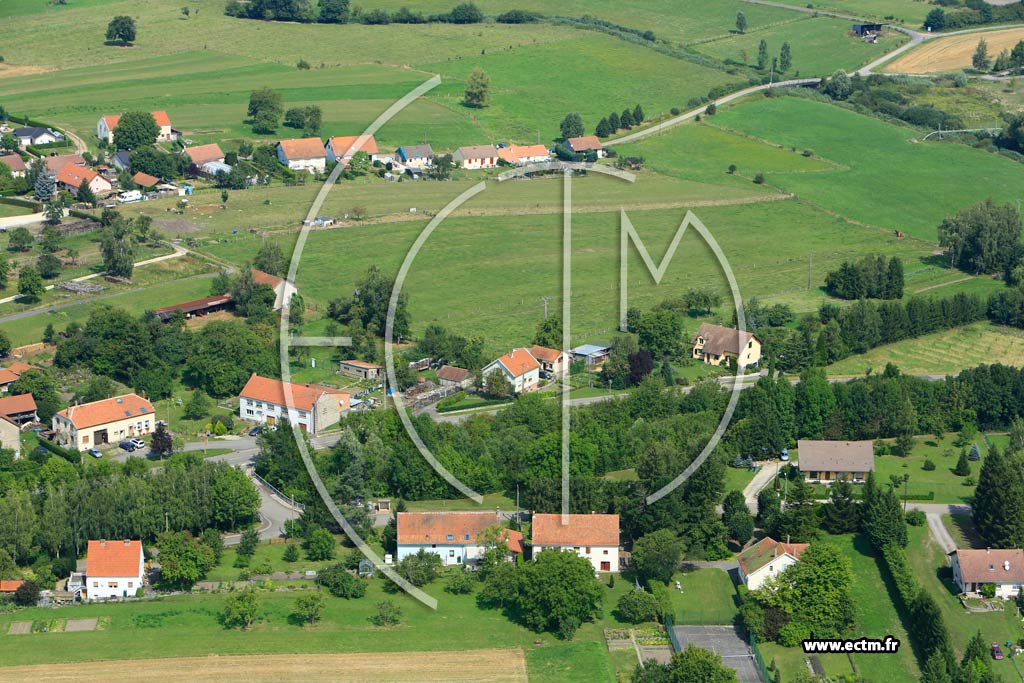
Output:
[[132, 171, 160, 188], [691, 323, 762, 369], [55, 164, 112, 195], [96, 112, 177, 144], [338, 359, 384, 380], [531, 513, 620, 572], [797, 439, 874, 483], [566, 135, 605, 158], [436, 365, 472, 388], [482, 348, 540, 394], [238, 374, 350, 434], [570, 343, 610, 368], [0, 393, 38, 425], [327, 135, 380, 164], [0, 580, 25, 594], [528, 345, 570, 378], [276, 137, 327, 173], [397, 144, 435, 168], [0, 154, 27, 177], [251, 269, 296, 311], [453, 145, 499, 169], [737, 537, 809, 590], [52, 393, 156, 451], [852, 23, 883, 36], [950, 548, 1024, 598], [184, 143, 225, 168], [497, 144, 552, 165], [396, 512, 523, 566], [84, 539, 144, 600], [152, 293, 234, 321], [13, 126, 62, 147]]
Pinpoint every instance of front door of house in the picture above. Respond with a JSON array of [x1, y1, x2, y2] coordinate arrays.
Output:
[[600, 561, 610, 571], [266, 416, 276, 426]]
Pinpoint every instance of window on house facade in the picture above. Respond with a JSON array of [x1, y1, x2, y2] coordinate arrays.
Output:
[[92, 581, 98, 588], [109, 581, 118, 588]]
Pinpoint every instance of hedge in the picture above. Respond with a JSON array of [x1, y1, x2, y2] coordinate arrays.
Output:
[[647, 580, 675, 624], [37, 437, 79, 464], [0, 197, 40, 210], [435, 396, 511, 413]]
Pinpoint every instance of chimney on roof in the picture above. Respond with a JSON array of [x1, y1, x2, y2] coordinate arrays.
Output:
[[100, 540, 107, 547], [124, 539, 131, 546], [987, 547, 991, 554], [1006, 560, 1011, 572], [141, 390, 146, 399]]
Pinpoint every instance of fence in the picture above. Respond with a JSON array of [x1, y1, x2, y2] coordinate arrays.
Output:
[[247, 467, 306, 512], [665, 614, 682, 653], [748, 632, 771, 683]]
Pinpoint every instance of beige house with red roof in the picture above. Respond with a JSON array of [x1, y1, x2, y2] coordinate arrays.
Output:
[[0, 154, 27, 178], [251, 268, 296, 311], [276, 137, 326, 172], [338, 359, 384, 380], [85, 539, 144, 600], [184, 143, 225, 168], [52, 393, 156, 450], [738, 536, 809, 590], [97, 111, 176, 144], [532, 513, 619, 572], [950, 548, 1024, 598], [0, 415, 21, 459], [482, 348, 541, 394], [56, 164, 112, 196], [239, 374, 350, 434], [326, 135, 380, 164], [397, 512, 523, 566], [528, 345, 569, 379], [567, 135, 605, 158], [497, 144, 551, 166], [453, 145, 499, 170], [0, 361, 40, 393], [691, 323, 761, 369]]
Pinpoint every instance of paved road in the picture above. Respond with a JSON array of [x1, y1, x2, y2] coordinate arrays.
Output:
[[0, 211, 49, 230], [907, 503, 971, 554], [742, 460, 784, 514]]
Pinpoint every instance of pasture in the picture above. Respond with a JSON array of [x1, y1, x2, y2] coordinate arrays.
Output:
[[885, 27, 1024, 73]]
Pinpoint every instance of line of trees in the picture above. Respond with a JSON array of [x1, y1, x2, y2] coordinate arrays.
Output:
[[226, 0, 483, 26], [595, 104, 645, 138], [825, 254, 904, 300]]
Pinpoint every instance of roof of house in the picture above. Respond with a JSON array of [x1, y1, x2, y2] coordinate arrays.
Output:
[[152, 293, 234, 317], [239, 374, 349, 412], [251, 269, 284, 289], [0, 580, 25, 592], [339, 359, 385, 370], [571, 344, 610, 357], [184, 143, 225, 166], [396, 512, 522, 551], [493, 348, 540, 377], [498, 144, 550, 163], [692, 323, 757, 357], [0, 362, 40, 385], [14, 127, 55, 139], [951, 548, 1024, 584], [0, 154, 27, 174], [0, 393, 37, 416], [151, 111, 171, 127], [532, 513, 619, 547], [329, 135, 378, 157], [567, 135, 603, 152], [398, 144, 434, 159], [132, 171, 160, 187], [56, 393, 155, 430], [113, 151, 131, 168], [797, 440, 875, 473], [45, 153, 85, 175], [737, 536, 810, 577], [528, 345, 563, 363], [7, 361, 40, 375], [56, 164, 99, 190], [101, 115, 121, 130], [86, 539, 143, 578], [277, 137, 326, 161], [436, 365, 470, 383], [455, 145, 499, 160]]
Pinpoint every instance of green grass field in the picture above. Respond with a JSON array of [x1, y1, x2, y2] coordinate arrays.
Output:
[[872, 434, 991, 504], [0, 204, 33, 218], [670, 568, 740, 625]]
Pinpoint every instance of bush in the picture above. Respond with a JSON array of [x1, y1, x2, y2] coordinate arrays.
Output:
[[670, 107, 681, 116], [753, 173, 765, 184], [982, 583, 996, 599], [647, 581, 675, 624], [906, 509, 926, 526], [318, 563, 367, 598], [369, 599, 401, 627], [922, 458, 936, 471], [444, 570, 474, 595], [617, 588, 661, 623]]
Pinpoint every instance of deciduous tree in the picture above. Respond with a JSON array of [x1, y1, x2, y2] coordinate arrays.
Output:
[[463, 68, 490, 108], [106, 15, 137, 46]]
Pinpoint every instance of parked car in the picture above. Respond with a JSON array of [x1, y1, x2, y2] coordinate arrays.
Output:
[[249, 426, 263, 436], [88, 448, 102, 458], [118, 440, 137, 452], [128, 438, 146, 450], [993, 643, 1004, 660], [780, 448, 790, 462]]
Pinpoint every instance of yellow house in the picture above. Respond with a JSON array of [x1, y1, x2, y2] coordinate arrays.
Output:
[[691, 323, 761, 368], [52, 393, 155, 451]]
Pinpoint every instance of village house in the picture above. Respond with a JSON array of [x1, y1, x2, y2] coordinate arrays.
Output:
[[112, 151, 131, 172], [0, 393, 38, 426], [497, 144, 552, 166], [797, 439, 875, 483], [184, 143, 225, 169], [0, 416, 21, 459], [453, 145, 499, 170], [436, 365, 472, 389], [326, 135, 379, 164], [950, 548, 1024, 598], [52, 393, 156, 451], [482, 348, 541, 394], [0, 154, 26, 177], [97, 111, 176, 144], [238, 374, 350, 435], [0, 361, 40, 393], [44, 153, 85, 176], [252, 269, 296, 311], [737, 536, 810, 590], [691, 322, 762, 369], [84, 539, 144, 600], [56, 164, 113, 196], [338, 359, 384, 381], [276, 137, 326, 173], [132, 171, 160, 189], [528, 345, 570, 379], [0, 580, 25, 595], [396, 144, 435, 169], [531, 513, 620, 572], [14, 126, 62, 147], [566, 135, 605, 158], [152, 293, 234, 321], [396, 512, 523, 566]]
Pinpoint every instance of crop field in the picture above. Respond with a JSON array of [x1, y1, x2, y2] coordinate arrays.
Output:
[[712, 95, 1024, 239], [885, 27, 1024, 73]]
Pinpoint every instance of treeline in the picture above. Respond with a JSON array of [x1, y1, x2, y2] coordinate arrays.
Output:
[[225, 0, 484, 26], [0, 453, 259, 580], [825, 254, 903, 300], [924, 2, 1024, 31], [816, 71, 965, 131]]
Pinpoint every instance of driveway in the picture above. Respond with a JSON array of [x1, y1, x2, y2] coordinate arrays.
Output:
[[908, 503, 971, 554]]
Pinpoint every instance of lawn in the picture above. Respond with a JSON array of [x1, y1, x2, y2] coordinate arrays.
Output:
[[826, 321, 1024, 377], [943, 513, 984, 549], [870, 433, 991, 504], [713, 95, 1024, 239], [205, 539, 336, 582], [0, 204, 33, 218], [403, 491, 515, 513], [799, 0, 932, 25], [724, 464, 761, 494], [670, 568, 740, 625]]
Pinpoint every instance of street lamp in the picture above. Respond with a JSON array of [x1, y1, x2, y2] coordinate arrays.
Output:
[[903, 474, 910, 514]]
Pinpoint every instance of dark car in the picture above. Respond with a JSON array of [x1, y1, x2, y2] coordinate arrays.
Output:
[[119, 440, 137, 452], [249, 426, 263, 437], [993, 643, 1004, 660]]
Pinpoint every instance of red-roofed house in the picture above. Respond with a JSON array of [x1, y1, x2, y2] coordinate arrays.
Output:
[[497, 144, 551, 166], [184, 143, 226, 168], [239, 374, 350, 434], [251, 268, 296, 311], [436, 365, 472, 389], [0, 154, 27, 178], [132, 171, 160, 188], [528, 345, 570, 379], [531, 513, 620, 572], [326, 135, 380, 164], [567, 135, 605, 158], [85, 539, 144, 600], [338, 359, 384, 380], [97, 112, 176, 144], [737, 536, 810, 590], [44, 153, 85, 176], [0, 362, 40, 393], [52, 393, 155, 450], [0, 579, 25, 593], [276, 137, 326, 173], [397, 512, 523, 566], [0, 393, 38, 425], [482, 348, 541, 394], [56, 164, 112, 196]]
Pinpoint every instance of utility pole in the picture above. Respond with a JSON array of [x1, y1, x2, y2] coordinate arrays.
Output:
[[903, 474, 910, 514], [808, 252, 813, 289], [541, 296, 551, 320]]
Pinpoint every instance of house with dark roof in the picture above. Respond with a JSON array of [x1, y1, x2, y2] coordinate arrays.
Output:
[[737, 536, 810, 590], [0, 154, 27, 178], [482, 348, 541, 394], [326, 135, 379, 164], [453, 145, 499, 170], [531, 513, 619, 572], [950, 548, 1024, 598], [13, 126, 62, 147], [276, 137, 326, 173], [691, 322, 761, 369], [84, 539, 144, 600], [436, 365, 471, 388], [797, 439, 874, 483], [566, 135, 605, 158], [52, 393, 156, 451], [397, 512, 523, 566], [338, 359, 384, 380], [239, 374, 350, 434], [397, 144, 435, 169]]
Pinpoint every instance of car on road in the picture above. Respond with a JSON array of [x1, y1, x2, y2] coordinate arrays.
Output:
[[993, 643, 1004, 660], [88, 448, 102, 458], [118, 440, 137, 452], [128, 438, 146, 450], [249, 426, 263, 436]]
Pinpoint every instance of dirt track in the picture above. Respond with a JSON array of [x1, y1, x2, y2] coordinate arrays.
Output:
[[0, 649, 529, 683], [885, 27, 1024, 73]]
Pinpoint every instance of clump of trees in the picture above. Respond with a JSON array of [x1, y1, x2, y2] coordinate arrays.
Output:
[[824, 255, 904, 300], [226, 0, 483, 26], [595, 104, 645, 138], [247, 87, 284, 134], [938, 199, 1021, 276]]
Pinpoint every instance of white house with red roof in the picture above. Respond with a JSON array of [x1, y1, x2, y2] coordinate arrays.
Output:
[[531, 513, 620, 572], [737, 536, 810, 590], [239, 374, 350, 434], [85, 539, 144, 600], [52, 393, 155, 451], [497, 144, 551, 166], [97, 111, 176, 144], [276, 137, 326, 172], [326, 135, 380, 164], [397, 512, 524, 566], [184, 143, 225, 168], [482, 348, 541, 394], [56, 164, 112, 196]]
